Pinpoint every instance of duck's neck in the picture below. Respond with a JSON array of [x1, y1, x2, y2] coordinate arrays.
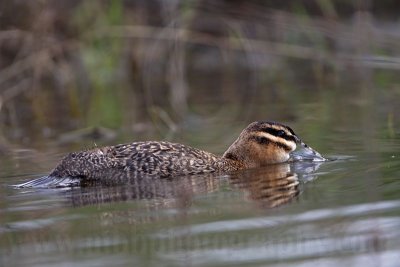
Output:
[[219, 148, 247, 171]]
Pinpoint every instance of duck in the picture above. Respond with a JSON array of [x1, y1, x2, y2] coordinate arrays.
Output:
[[18, 121, 326, 187]]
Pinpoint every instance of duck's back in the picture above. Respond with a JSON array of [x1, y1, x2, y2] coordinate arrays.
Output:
[[50, 141, 222, 182]]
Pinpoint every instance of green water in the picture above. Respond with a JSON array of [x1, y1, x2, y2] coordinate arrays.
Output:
[[1, 120, 399, 267]]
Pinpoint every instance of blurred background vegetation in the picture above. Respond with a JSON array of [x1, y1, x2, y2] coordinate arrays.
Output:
[[0, 0, 399, 154]]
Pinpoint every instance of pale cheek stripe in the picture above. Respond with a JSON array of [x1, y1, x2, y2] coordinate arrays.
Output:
[[256, 133, 296, 151]]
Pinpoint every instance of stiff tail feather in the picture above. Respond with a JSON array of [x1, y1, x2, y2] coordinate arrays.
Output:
[[14, 175, 80, 188]]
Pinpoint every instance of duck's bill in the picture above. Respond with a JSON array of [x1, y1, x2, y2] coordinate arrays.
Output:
[[289, 141, 327, 162]]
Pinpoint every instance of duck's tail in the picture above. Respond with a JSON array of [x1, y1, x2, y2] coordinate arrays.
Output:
[[13, 175, 80, 188]]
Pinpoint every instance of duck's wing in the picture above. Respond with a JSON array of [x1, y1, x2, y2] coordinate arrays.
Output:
[[112, 141, 221, 177], [17, 141, 221, 188]]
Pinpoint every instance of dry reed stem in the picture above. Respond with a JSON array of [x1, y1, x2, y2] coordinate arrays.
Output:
[[96, 24, 400, 69]]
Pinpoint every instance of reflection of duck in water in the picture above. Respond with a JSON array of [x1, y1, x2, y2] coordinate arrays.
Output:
[[230, 165, 300, 208], [18, 121, 325, 187], [69, 163, 310, 209]]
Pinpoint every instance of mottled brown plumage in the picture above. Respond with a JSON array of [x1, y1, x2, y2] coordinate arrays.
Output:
[[19, 121, 325, 187], [50, 141, 235, 180]]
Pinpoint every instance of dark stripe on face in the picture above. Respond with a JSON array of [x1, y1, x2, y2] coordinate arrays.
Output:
[[261, 121, 296, 135], [253, 136, 292, 151], [261, 127, 297, 143], [273, 141, 292, 152]]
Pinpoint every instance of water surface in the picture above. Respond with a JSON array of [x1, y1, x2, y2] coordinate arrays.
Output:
[[1, 135, 399, 267]]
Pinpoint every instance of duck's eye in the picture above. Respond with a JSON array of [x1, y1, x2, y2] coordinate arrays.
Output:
[[276, 130, 286, 137]]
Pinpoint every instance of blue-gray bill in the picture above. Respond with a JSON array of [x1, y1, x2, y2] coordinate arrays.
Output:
[[289, 141, 327, 162]]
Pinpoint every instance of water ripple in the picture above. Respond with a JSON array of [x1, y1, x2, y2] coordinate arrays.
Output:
[[156, 200, 400, 237]]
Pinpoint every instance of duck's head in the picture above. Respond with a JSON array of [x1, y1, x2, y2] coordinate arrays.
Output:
[[223, 121, 325, 167]]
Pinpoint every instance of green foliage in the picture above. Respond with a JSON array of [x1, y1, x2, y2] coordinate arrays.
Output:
[[72, 1, 125, 128]]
